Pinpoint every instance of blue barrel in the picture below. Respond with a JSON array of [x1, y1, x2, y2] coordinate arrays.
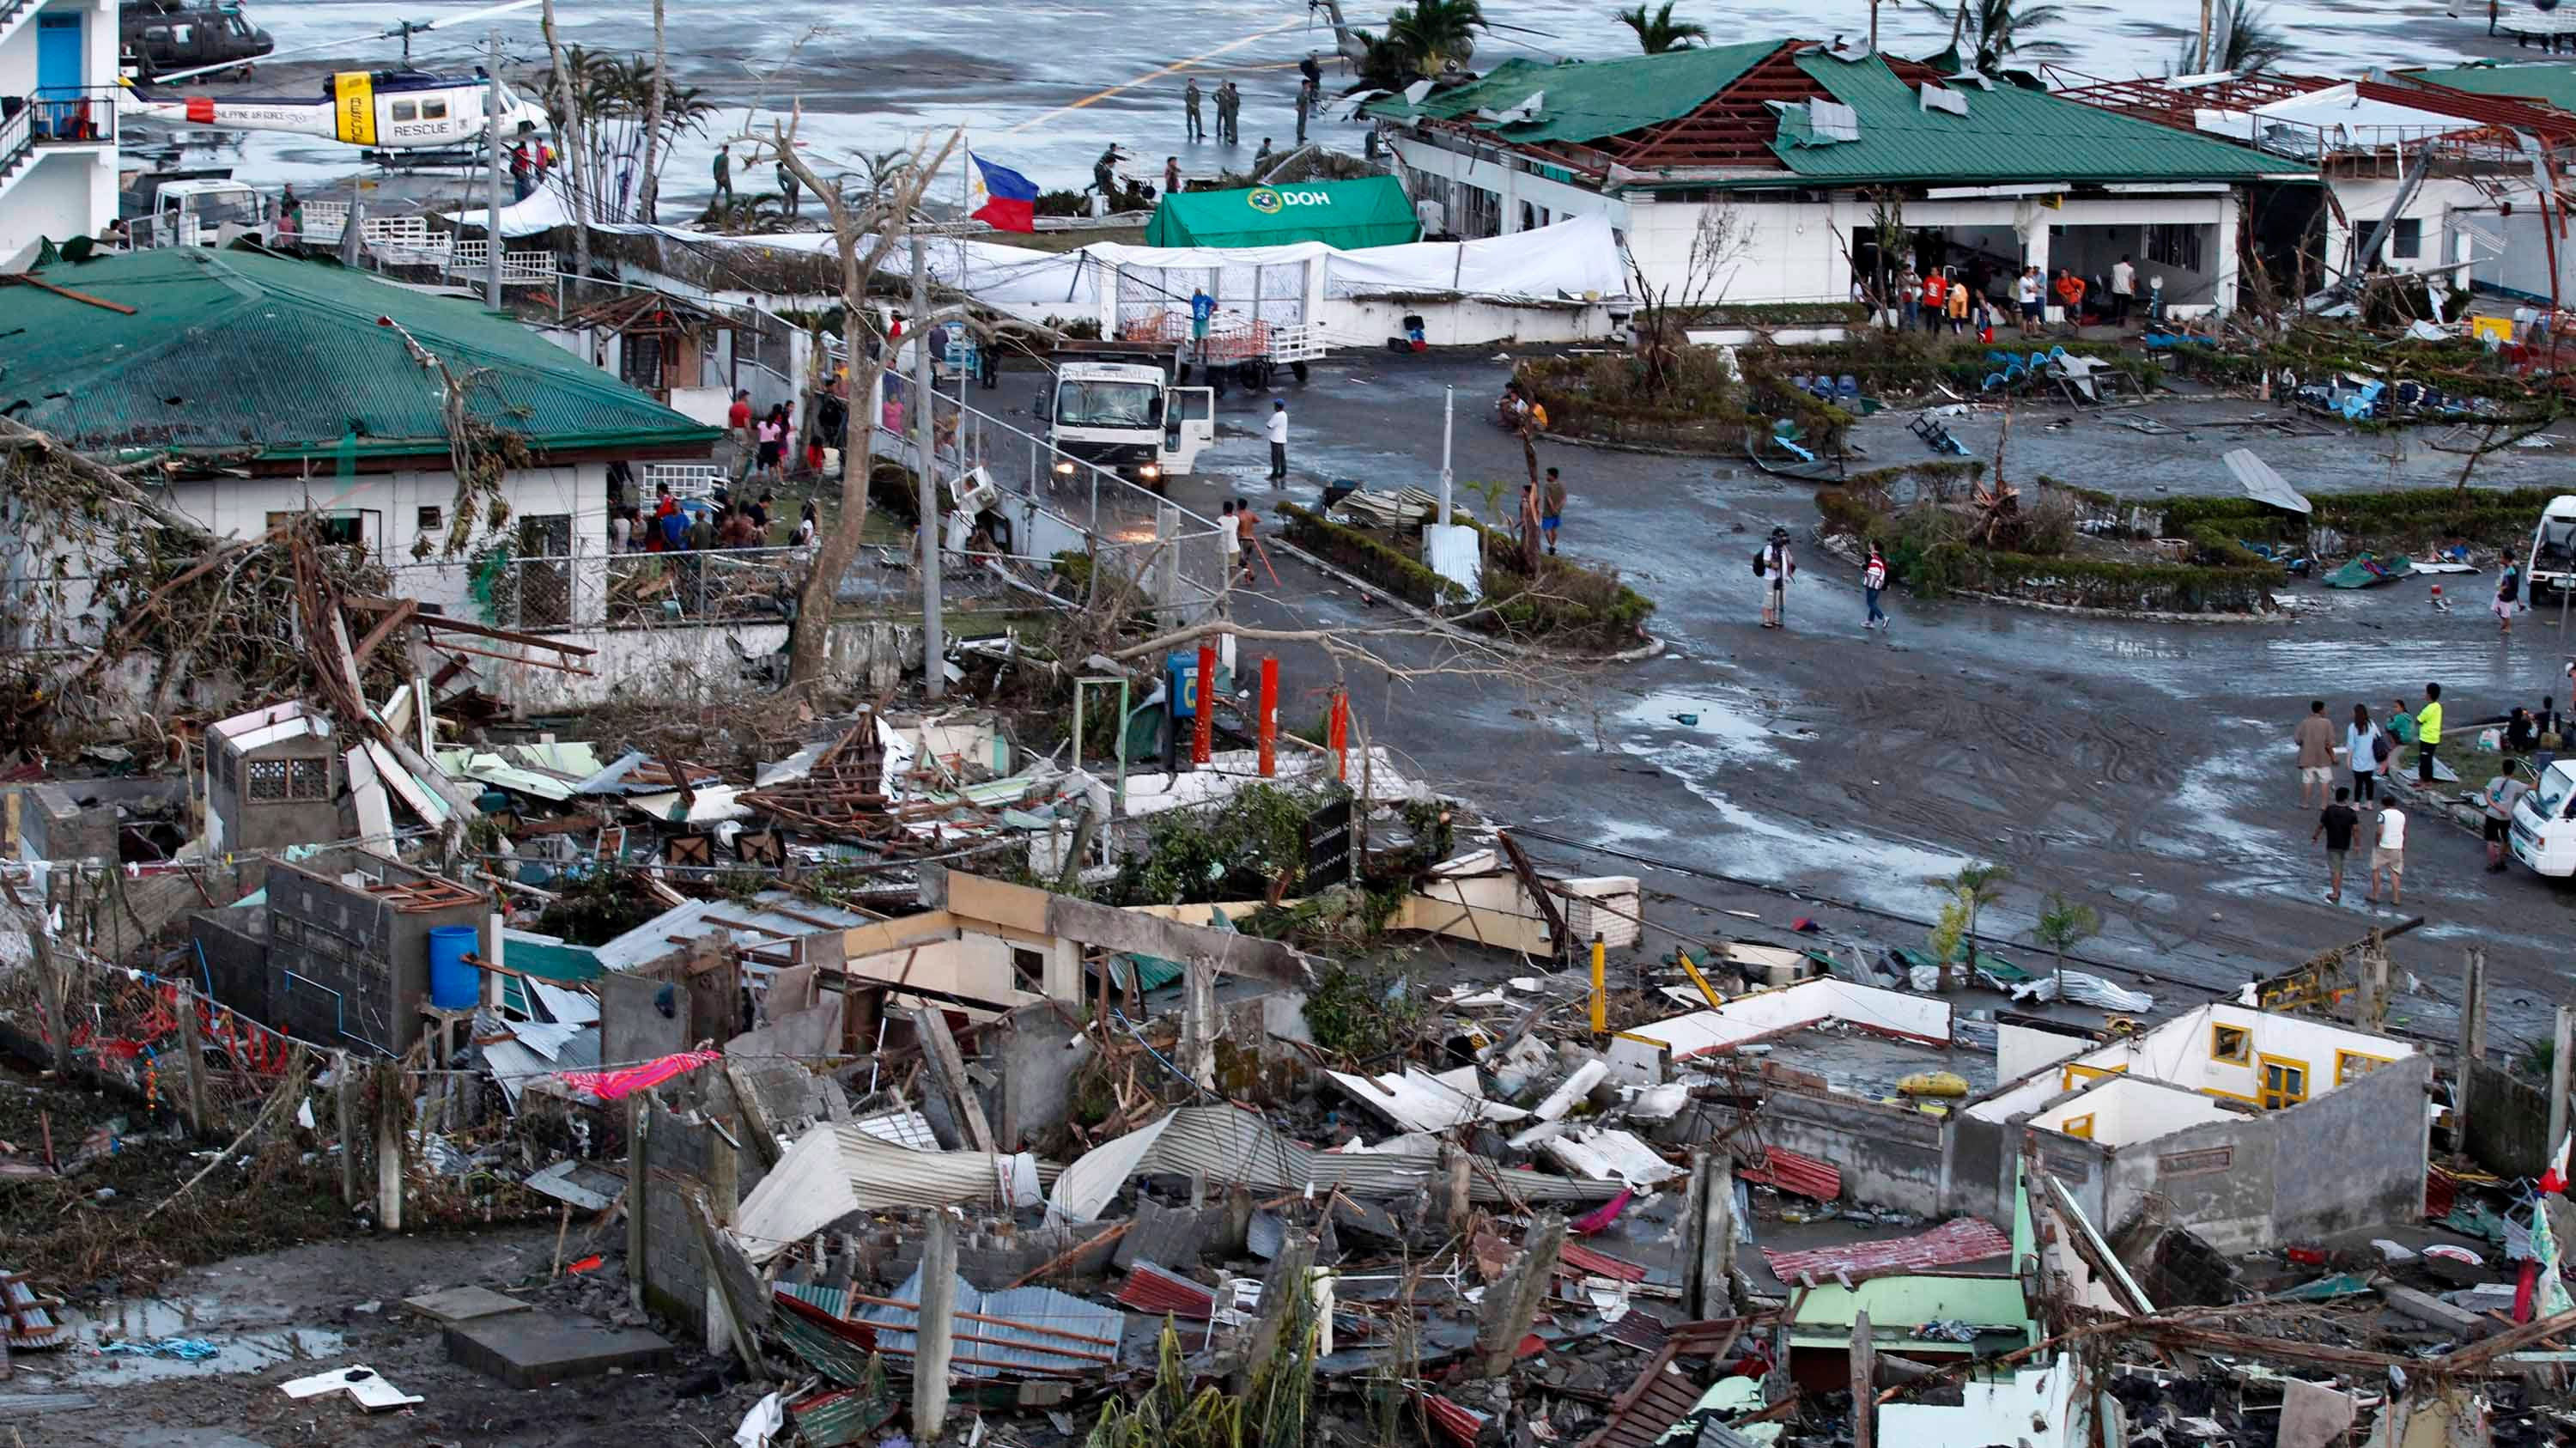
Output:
[[427, 925, 479, 1010]]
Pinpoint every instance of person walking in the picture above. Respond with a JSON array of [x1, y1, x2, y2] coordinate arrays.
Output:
[[2313, 786, 2360, 903], [1862, 540, 1890, 630], [2347, 703, 2387, 803], [1945, 271, 1971, 335], [2495, 562, 2522, 636], [1185, 77, 1206, 142], [1235, 498, 1260, 584], [1219, 499, 1242, 581], [2052, 267, 2087, 334], [712, 144, 732, 202], [2368, 795, 2407, 905], [2111, 253, 2136, 328], [2416, 682, 2445, 784], [1295, 82, 1312, 146], [1189, 287, 1214, 366], [1265, 399, 1289, 483], [2016, 266, 2044, 338], [1092, 143, 1125, 201], [1540, 466, 1566, 556], [2293, 699, 2337, 808], [726, 388, 753, 449], [1758, 526, 1795, 629]]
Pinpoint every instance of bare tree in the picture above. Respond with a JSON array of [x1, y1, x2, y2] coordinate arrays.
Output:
[[756, 114, 960, 688], [1624, 198, 1751, 398], [538, 0, 592, 295]]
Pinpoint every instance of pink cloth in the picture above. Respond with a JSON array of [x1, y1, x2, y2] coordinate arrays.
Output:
[[556, 1049, 720, 1100]]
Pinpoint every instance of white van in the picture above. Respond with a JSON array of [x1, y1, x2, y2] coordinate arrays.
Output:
[[2510, 757, 2576, 876], [2529, 496, 2576, 601]]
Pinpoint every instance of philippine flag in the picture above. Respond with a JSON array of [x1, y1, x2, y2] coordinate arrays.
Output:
[[968, 153, 1038, 233]]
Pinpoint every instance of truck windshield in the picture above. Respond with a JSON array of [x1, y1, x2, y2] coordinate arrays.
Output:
[[2537, 517, 2576, 569], [2533, 765, 2576, 823], [1056, 380, 1161, 429]]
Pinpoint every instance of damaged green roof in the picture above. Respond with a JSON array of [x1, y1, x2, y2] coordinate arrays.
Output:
[[1768, 52, 2312, 185], [2400, 61, 2576, 115], [0, 247, 720, 463], [1361, 40, 1777, 145]]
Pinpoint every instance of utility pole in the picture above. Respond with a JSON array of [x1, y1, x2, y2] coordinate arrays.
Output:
[[1868, 0, 1880, 52], [1437, 385, 1454, 526], [483, 28, 505, 309], [913, 234, 945, 700], [2197, 0, 2215, 71]]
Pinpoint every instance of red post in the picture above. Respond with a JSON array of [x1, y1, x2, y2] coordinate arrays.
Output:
[[1257, 656, 1279, 778], [1327, 687, 1349, 781], [1193, 641, 1216, 766]]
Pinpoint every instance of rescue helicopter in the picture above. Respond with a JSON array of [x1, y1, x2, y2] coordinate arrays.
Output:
[[125, 0, 551, 153], [122, 0, 274, 82]]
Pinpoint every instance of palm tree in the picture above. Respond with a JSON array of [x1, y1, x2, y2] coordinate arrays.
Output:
[[1917, 0, 2069, 71], [1614, 2, 1708, 52], [2032, 891, 2100, 997], [1386, 0, 1488, 77], [1937, 861, 2010, 987], [2177, 1, 2290, 73]]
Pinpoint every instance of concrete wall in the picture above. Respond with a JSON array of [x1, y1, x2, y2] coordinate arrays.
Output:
[[0, 0, 121, 267], [636, 1092, 735, 1335], [1759, 1071, 1947, 1209], [987, 1000, 1095, 1153], [1969, 1002, 2417, 1122], [264, 852, 486, 1056], [2099, 1051, 2432, 1252], [1996, 1021, 2088, 1083], [601, 968, 689, 1070], [2463, 1059, 2552, 1178], [2324, 174, 2485, 290], [444, 617, 917, 713], [2030, 1074, 2242, 1148]]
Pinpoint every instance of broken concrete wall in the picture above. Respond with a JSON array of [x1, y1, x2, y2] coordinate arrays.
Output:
[[475, 618, 918, 712], [190, 906, 272, 1023], [264, 852, 484, 1056], [988, 1001, 1094, 1152], [2100, 1053, 2432, 1255], [600, 970, 689, 1070], [1756, 1074, 1944, 1208], [10, 782, 119, 864], [2463, 1059, 2550, 1178], [637, 1092, 736, 1337]]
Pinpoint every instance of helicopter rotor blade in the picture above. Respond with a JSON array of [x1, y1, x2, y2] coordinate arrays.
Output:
[[152, 0, 546, 85]]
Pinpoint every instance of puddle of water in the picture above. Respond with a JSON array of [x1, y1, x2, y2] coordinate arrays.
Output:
[[1613, 690, 1804, 757], [1637, 739, 1972, 914], [57, 1297, 346, 1384]]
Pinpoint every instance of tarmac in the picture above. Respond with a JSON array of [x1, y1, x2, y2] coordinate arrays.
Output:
[[1062, 347, 2576, 1054]]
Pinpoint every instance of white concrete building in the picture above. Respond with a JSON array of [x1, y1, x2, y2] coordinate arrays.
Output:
[[0, 0, 118, 266], [1368, 39, 2310, 319], [2060, 65, 2576, 302]]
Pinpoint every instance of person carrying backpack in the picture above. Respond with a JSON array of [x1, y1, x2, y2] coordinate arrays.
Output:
[[1756, 526, 1796, 629]]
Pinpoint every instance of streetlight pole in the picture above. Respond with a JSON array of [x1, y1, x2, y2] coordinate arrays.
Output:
[[914, 234, 945, 701], [1437, 385, 1454, 526], [484, 28, 505, 308]]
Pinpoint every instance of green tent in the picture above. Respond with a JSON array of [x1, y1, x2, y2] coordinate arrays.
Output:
[[1144, 176, 1420, 250]]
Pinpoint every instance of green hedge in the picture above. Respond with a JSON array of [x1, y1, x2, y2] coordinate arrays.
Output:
[[1818, 488, 2278, 614], [1275, 502, 1656, 650], [2161, 485, 2562, 553], [1275, 502, 1463, 610]]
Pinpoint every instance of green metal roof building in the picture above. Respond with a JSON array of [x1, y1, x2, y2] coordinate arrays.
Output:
[[0, 246, 719, 471], [1365, 39, 2315, 317]]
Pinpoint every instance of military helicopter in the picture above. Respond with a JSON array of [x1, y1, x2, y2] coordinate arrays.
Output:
[[129, 0, 551, 153], [122, 0, 273, 82]]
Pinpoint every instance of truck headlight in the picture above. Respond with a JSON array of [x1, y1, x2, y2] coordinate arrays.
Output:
[[1054, 459, 1076, 476], [1139, 464, 1160, 480]]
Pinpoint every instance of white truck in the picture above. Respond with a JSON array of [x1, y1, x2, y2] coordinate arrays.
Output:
[[2526, 495, 2576, 601], [2510, 757, 2576, 878], [129, 177, 270, 249], [1036, 351, 1215, 490]]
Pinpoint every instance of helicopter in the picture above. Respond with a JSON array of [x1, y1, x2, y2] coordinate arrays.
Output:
[[129, 0, 552, 153], [122, 0, 274, 82]]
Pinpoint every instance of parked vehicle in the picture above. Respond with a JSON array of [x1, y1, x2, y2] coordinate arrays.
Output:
[[2509, 757, 2576, 877], [2526, 495, 2576, 602], [1033, 350, 1213, 490]]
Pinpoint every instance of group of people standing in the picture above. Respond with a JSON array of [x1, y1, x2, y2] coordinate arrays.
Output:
[[612, 482, 817, 557], [507, 137, 559, 202], [1182, 78, 1246, 145], [2293, 688, 2451, 904], [1881, 256, 2144, 339]]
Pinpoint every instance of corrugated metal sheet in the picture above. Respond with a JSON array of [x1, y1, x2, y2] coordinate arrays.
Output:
[[1364, 43, 1777, 144], [1419, 1390, 1492, 1446], [732, 1125, 1036, 1262], [1761, 1217, 2013, 1283], [851, 1267, 1121, 1378], [1049, 1105, 1619, 1222], [591, 891, 879, 972], [773, 1288, 881, 1387], [1117, 1262, 1217, 1320], [1736, 1147, 1841, 1202], [1604, 1305, 1671, 1353], [1592, 1360, 1710, 1448], [1779, 52, 2307, 184], [3, 1272, 69, 1348], [787, 1386, 900, 1448], [1558, 1242, 1649, 1285], [1327, 1065, 1528, 1133]]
